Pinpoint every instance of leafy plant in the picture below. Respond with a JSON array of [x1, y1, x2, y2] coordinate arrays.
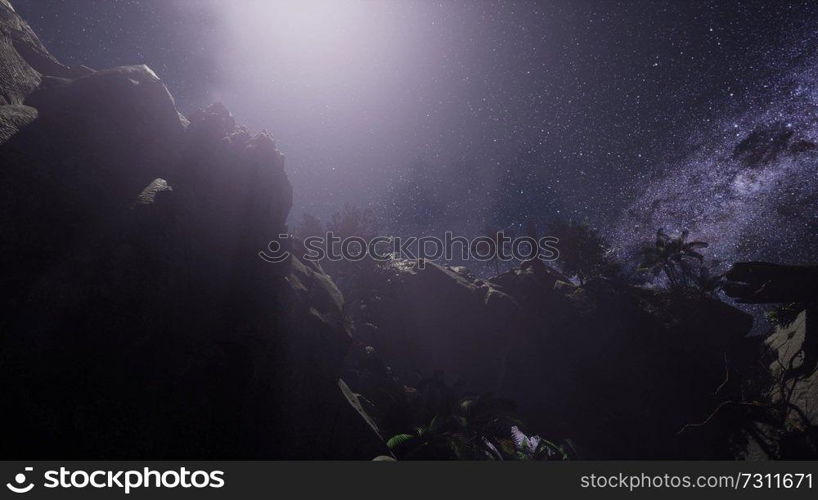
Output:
[[384, 378, 570, 460], [510, 426, 569, 460], [550, 219, 618, 285], [347, 347, 570, 460], [638, 229, 709, 288], [765, 303, 804, 329]]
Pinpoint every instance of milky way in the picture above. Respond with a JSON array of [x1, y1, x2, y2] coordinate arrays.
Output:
[[13, 0, 818, 274], [612, 53, 818, 271]]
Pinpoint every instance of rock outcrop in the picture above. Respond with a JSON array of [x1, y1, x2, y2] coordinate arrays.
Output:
[[0, 1, 799, 460], [768, 310, 817, 412], [0, 102, 34, 141], [0, 0, 58, 139], [350, 261, 522, 393], [0, 0, 57, 104], [495, 269, 754, 459], [723, 262, 818, 304], [0, 2, 382, 458], [348, 260, 755, 458], [724, 262, 818, 458]]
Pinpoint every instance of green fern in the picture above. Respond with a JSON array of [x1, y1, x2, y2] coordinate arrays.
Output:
[[386, 433, 415, 450]]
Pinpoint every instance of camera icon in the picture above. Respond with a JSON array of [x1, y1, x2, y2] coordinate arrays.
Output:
[[6, 467, 34, 494]]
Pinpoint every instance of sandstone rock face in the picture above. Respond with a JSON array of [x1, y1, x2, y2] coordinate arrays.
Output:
[[767, 310, 817, 424], [742, 308, 818, 459], [0, 5, 378, 458]]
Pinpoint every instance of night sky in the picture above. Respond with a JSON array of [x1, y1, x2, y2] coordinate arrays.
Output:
[[14, 0, 818, 268]]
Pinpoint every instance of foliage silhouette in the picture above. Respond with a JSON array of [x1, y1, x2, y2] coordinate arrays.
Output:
[[550, 219, 618, 285], [639, 229, 709, 288], [380, 370, 569, 460]]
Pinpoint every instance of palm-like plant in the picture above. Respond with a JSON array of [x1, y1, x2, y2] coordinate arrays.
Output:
[[639, 229, 708, 287]]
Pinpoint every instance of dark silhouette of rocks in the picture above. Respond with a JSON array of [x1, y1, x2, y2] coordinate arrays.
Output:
[[724, 262, 818, 304], [2, 0, 814, 460], [346, 260, 754, 458], [0, 2, 383, 458]]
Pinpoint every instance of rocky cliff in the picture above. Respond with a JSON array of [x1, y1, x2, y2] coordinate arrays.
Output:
[[0, 1, 382, 458], [1, 1, 801, 460]]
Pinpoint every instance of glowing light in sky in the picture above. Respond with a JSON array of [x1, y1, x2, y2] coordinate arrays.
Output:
[[179, 0, 439, 217], [208, 0, 421, 116], [222, 1, 383, 81]]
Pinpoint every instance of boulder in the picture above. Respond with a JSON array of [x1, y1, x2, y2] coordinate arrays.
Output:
[[351, 260, 522, 393], [0, 15, 371, 455], [724, 262, 818, 304], [0, 65, 188, 312]]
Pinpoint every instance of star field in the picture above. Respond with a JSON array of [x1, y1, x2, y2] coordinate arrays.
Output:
[[14, 0, 818, 269]]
